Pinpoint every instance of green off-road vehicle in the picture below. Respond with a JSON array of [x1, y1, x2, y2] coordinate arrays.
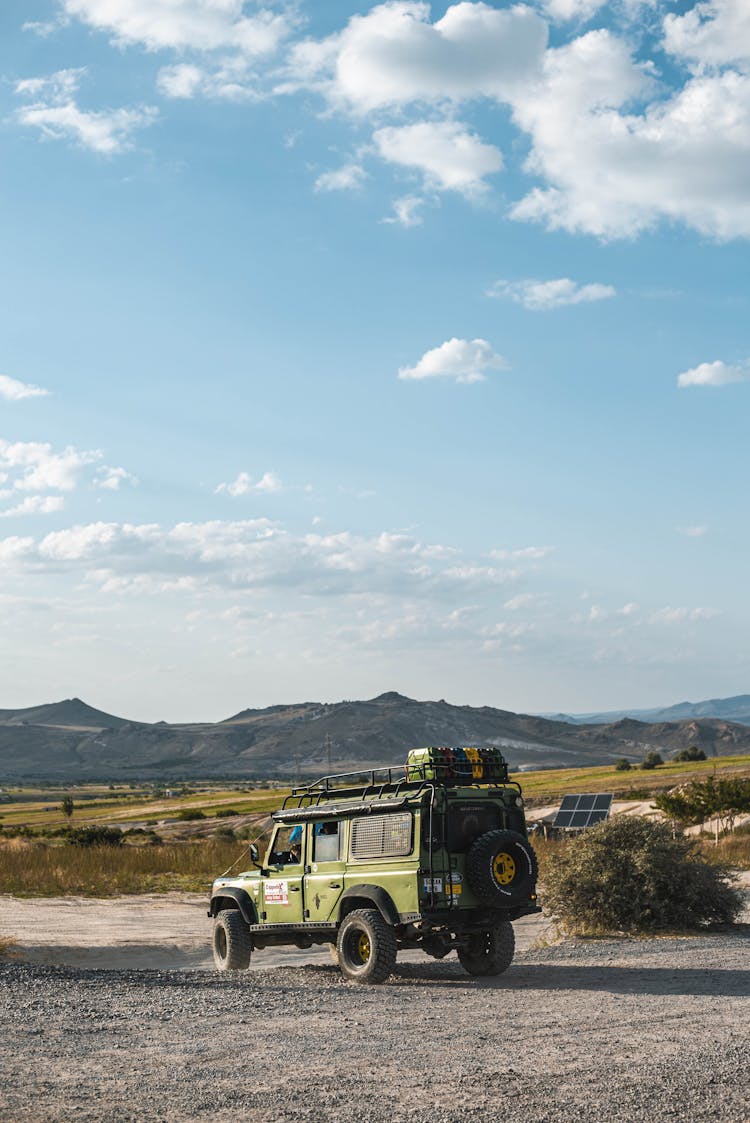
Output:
[[209, 746, 539, 984]]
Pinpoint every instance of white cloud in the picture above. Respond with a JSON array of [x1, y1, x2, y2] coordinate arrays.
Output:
[[373, 120, 502, 196], [504, 592, 541, 610], [0, 536, 35, 562], [0, 518, 530, 605], [314, 163, 367, 192], [285, 5, 750, 240], [678, 525, 709, 537], [677, 359, 749, 387], [398, 337, 508, 383], [156, 59, 263, 102], [490, 546, 555, 560], [652, 606, 722, 624], [542, 0, 607, 22], [215, 471, 283, 496], [287, 1, 548, 113], [0, 495, 65, 519], [0, 374, 50, 401], [487, 277, 615, 310], [382, 194, 425, 227], [62, 0, 289, 55], [23, 16, 70, 37], [663, 0, 750, 70], [510, 31, 750, 239], [0, 438, 135, 506], [15, 68, 157, 155], [95, 466, 139, 491], [0, 439, 101, 492], [617, 602, 639, 616], [156, 64, 206, 99]]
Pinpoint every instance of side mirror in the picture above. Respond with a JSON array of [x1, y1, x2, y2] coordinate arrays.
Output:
[[249, 843, 260, 865]]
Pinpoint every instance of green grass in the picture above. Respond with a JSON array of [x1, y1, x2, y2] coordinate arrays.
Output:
[[0, 840, 247, 896], [512, 754, 750, 803], [0, 787, 290, 829]]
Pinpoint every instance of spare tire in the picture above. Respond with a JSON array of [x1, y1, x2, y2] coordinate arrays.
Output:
[[466, 829, 538, 905]]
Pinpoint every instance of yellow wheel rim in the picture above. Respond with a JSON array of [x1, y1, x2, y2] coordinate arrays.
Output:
[[492, 852, 516, 885], [356, 933, 371, 962]]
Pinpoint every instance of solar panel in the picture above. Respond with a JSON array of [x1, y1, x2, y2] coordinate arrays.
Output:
[[551, 793, 613, 830]]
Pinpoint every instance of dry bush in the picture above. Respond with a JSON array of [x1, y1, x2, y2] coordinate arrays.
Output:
[[542, 816, 743, 935], [0, 936, 18, 959]]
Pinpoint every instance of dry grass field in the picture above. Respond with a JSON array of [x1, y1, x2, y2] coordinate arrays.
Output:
[[2, 755, 750, 897]]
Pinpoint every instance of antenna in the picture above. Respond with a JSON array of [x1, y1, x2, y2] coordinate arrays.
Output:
[[325, 733, 332, 773]]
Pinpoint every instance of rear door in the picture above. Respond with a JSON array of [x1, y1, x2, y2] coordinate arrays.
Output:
[[305, 820, 345, 922]]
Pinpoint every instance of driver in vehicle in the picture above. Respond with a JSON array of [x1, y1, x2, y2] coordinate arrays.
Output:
[[270, 825, 303, 865]]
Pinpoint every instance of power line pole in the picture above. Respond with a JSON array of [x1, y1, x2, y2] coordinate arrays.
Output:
[[325, 733, 332, 774]]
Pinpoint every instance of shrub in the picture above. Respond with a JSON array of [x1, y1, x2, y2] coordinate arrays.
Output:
[[641, 751, 664, 770], [214, 827, 236, 842], [542, 815, 742, 934], [214, 808, 239, 818], [674, 746, 707, 762], [614, 759, 631, 771], [65, 826, 124, 848], [176, 809, 206, 821]]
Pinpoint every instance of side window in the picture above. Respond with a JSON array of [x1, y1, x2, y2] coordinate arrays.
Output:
[[313, 821, 342, 863], [268, 825, 303, 866], [351, 813, 413, 859]]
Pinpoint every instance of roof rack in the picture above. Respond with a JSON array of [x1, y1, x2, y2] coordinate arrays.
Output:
[[279, 759, 520, 814]]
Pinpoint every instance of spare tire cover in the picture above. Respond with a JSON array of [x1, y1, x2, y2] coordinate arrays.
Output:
[[466, 829, 538, 905]]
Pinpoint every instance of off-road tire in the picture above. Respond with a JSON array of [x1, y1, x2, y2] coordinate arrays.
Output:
[[466, 829, 538, 906], [458, 921, 515, 977], [213, 909, 252, 971], [336, 908, 396, 984]]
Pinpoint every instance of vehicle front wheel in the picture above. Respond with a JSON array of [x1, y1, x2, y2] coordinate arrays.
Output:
[[336, 908, 396, 984], [213, 909, 252, 971], [458, 922, 515, 977]]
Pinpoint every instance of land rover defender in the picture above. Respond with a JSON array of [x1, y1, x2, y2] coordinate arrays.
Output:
[[209, 746, 539, 984]]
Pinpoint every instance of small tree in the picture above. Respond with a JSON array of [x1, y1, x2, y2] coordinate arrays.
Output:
[[674, 745, 707, 763], [60, 795, 74, 820], [654, 777, 750, 837], [543, 815, 742, 934], [641, 751, 664, 770], [614, 758, 631, 772]]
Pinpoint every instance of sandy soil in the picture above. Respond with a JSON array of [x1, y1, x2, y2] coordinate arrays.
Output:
[[0, 892, 553, 970]]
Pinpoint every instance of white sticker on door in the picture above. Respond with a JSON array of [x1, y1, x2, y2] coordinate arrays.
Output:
[[265, 879, 289, 904]]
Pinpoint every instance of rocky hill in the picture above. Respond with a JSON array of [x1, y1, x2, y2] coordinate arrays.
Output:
[[2, 691, 750, 781]]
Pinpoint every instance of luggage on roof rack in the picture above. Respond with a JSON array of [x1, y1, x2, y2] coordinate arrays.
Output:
[[405, 746, 508, 784]]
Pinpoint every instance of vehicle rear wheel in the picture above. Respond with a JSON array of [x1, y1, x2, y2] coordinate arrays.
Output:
[[466, 829, 538, 905], [337, 908, 396, 984], [213, 909, 252, 971], [458, 922, 515, 977]]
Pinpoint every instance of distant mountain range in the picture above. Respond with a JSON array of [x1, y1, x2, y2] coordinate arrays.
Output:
[[2, 691, 750, 782], [542, 694, 750, 727]]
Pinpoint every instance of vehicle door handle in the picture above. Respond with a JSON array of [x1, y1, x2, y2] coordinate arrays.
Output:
[[289, 886, 300, 892], [329, 883, 341, 889]]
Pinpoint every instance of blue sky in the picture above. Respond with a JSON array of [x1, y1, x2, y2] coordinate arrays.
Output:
[[0, 0, 748, 722]]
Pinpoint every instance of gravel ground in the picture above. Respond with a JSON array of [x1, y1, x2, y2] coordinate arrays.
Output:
[[2, 928, 749, 1123]]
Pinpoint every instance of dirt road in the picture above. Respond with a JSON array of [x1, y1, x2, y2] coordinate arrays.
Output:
[[2, 931, 749, 1122], [2, 892, 749, 1121], [0, 892, 551, 970]]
